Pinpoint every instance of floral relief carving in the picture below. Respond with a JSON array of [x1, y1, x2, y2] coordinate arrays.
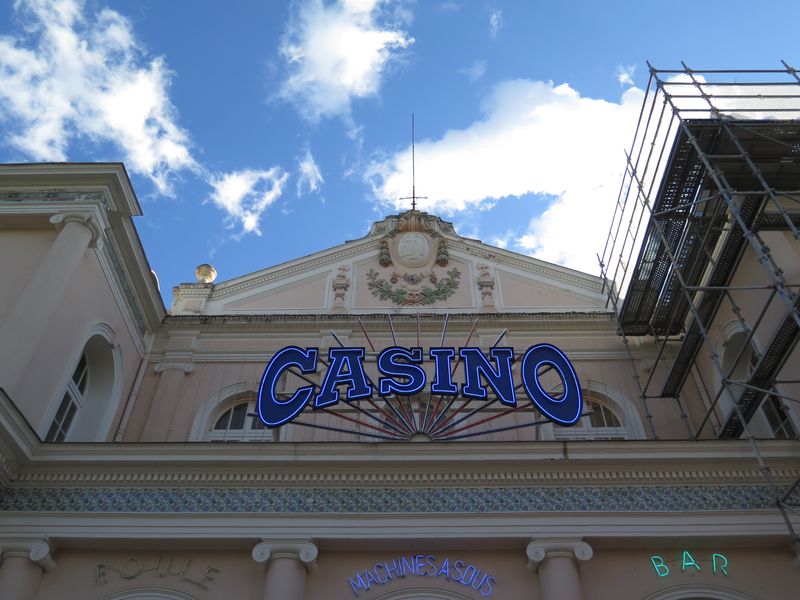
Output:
[[366, 268, 461, 306]]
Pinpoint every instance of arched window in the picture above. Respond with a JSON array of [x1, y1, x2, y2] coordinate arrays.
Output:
[[720, 330, 798, 439], [44, 327, 119, 442], [208, 396, 274, 442], [553, 392, 629, 440]]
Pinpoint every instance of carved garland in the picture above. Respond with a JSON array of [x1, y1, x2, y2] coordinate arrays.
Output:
[[366, 268, 461, 306]]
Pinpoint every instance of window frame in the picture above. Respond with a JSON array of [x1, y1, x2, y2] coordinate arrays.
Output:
[[208, 397, 275, 442], [553, 394, 629, 440], [45, 353, 88, 442]]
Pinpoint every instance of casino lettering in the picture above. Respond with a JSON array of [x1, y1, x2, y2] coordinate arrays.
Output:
[[257, 343, 582, 428]]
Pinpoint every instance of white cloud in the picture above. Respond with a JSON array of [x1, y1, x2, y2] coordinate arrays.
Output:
[[278, 0, 414, 121], [347, 124, 365, 145], [489, 9, 502, 39], [461, 59, 486, 82], [490, 233, 511, 249], [0, 0, 197, 193], [208, 168, 289, 235], [296, 148, 324, 195], [365, 79, 644, 274], [0, 0, 296, 236], [616, 64, 636, 87]]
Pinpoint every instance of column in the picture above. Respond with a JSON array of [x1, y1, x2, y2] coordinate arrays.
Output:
[[526, 539, 592, 600], [0, 213, 100, 392], [252, 540, 318, 600], [0, 539, 56, 600]]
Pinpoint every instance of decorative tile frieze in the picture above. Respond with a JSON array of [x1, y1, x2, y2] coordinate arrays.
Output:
[[0, 484, 784, 514]]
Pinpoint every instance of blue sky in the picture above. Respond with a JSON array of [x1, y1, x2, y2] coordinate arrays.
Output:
[[1, 0, 798, 305]]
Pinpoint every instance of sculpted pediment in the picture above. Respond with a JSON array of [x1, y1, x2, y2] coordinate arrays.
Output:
[[170, 210, 608, 315]]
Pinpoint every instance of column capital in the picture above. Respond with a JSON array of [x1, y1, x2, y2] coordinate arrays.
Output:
[[252, 540, 318, 570], [526, 539, 593, 571], [0, 538, 56, 572], [49, 212, 102, 248]]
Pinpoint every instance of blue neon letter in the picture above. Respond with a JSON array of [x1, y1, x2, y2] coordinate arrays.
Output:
[[520, 344, 582, 425], [257, 346, 318, 427], [459, 347, 517, 406], [315, 347, 372, 407], [377, 347, 426, 396], [429, 348, 458, 395]]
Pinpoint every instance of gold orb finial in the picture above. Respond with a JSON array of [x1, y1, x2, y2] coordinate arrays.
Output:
[[195, 263, 217, 284]]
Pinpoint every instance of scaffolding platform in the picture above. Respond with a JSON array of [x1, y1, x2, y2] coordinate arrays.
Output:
[[599, 61, 800, 546]]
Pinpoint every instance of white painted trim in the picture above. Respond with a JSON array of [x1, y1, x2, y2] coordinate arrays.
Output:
[[188, 381, 253, 441], [98, 333, 124, 442], [0, 511, 792, 542], [585, 379, 647, 439]]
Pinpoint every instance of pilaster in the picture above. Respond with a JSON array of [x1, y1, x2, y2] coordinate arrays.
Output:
[[527, 539, 592, 600], [0, 538, 56, 600], [252, 540, 318, 600], [0, 212, 101, 395]]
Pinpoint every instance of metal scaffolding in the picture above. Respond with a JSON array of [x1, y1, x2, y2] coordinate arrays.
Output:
[[599, 62, 800, 547]]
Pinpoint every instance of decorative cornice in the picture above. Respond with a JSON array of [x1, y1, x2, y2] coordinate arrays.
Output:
[[8, 465, 800, 488], [452, 239, 603, 292], [0, 163, 140, 218], [252, 540, 318, 570], [212, 242, 376, 298], [0, 190, 109, 210], [162, 312, 616, 326], [526, 539, 593, 570]]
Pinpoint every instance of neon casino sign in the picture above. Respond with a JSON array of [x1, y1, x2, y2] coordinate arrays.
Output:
[[257, 344, 582, 429]]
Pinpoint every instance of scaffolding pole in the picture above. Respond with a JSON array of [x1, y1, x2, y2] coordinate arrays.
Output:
[[599, 61, 800, 549]]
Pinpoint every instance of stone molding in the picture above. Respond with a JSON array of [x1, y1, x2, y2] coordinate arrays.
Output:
[[8, 465, 800, 488], [153, 360, 194, 374], [252, 540, 318, 570], [4, 511, 790, 543], [160, 312, 617, 332], [526, 539, 593, 571], [0, 190, 109, 209], [0, 538, 56, 571]]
